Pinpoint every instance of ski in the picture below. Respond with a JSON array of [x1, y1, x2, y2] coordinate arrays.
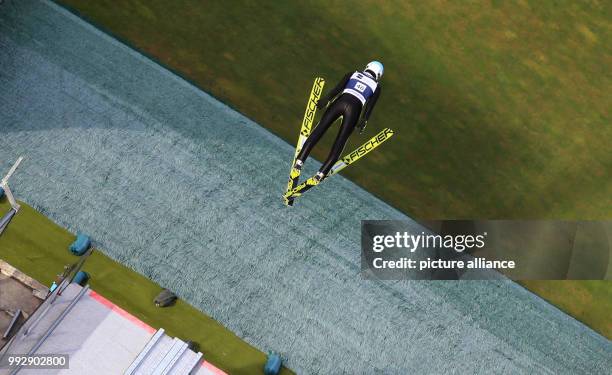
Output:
[[284, 77, 325, 205], [284, 127, 394, 201], [328, 127, 394, 177]]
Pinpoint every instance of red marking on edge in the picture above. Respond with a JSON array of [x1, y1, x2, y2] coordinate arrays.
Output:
[[88, 290, 228, 374], [88, 290, 156, 334], [201, 361, 228, 375]]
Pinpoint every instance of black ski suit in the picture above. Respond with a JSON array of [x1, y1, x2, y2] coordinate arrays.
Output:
[[296, 71, 381, 176]]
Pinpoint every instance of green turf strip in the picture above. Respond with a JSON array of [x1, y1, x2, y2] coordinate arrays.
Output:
[[0, 200, 294, 375]]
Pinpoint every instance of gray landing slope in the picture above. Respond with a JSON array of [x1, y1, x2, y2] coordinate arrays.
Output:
[[0, 1, 610, 374]]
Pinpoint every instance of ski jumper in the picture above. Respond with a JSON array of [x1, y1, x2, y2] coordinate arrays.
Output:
[[296, 71, 381, 176]]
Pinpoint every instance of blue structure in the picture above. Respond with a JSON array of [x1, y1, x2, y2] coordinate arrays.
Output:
[[69, 233, 91, 256], [73, 271, 90, 286], [264, 353, 282, 375]]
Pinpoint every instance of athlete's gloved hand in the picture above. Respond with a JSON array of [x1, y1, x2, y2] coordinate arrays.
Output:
[[358, 120, 368, 134], [316, 99, 327, 110]]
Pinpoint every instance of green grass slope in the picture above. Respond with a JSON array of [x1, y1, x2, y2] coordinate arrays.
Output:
[[0, 200, 294, 375], [522, 279, 611, 338], [58, 0, 611, 219]]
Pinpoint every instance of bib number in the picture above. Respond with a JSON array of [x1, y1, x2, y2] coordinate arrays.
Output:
[[354, 82, 367, 92]]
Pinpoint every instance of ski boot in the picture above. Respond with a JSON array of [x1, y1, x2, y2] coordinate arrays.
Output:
[[283, 171, 325, 205], [284, 160, 304, 206], [289, 160, 303, 181]]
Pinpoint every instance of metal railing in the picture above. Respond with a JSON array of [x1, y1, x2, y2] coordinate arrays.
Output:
[[0, 247, 94, 371]]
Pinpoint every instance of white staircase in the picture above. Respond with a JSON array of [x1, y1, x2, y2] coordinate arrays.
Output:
[[124, 329, 203, 375]]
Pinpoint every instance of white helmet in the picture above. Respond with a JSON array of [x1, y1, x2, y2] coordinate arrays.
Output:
[[364, 61, 384, 80]]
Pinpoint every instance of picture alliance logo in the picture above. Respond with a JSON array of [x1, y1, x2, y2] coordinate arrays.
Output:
[[371, 231, 488, 253]]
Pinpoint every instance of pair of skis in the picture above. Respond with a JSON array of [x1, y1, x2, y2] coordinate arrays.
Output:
[[283, 78, 394, 205]]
